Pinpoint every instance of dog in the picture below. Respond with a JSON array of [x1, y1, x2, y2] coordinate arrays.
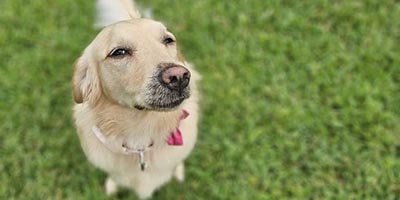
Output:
[[72, 0, 200, 198]]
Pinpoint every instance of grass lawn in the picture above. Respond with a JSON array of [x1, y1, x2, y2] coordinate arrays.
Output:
[[0, 0, 399, 199]]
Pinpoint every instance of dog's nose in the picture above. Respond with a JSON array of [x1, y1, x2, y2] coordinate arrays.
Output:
[[159, 65, 191, 91]]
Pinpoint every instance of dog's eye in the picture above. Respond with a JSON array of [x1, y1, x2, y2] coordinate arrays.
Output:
[[108, 48, 131, 58], [163, 36, 175, 45]]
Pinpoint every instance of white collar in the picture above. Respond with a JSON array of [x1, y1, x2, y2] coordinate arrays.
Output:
[[91, 109, 189, 171], [91, 125, 152, 171]]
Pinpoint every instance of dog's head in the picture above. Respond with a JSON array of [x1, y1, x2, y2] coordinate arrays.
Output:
[[73, 19, 191, 111]]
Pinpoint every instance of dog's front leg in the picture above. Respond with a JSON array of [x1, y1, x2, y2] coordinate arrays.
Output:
[[174, 162, 185, 182], [135, 183, 155, 200], [105, 176, 119, 196]]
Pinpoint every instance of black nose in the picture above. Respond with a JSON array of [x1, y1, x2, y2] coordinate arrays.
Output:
[[158, 64, 191, 91]]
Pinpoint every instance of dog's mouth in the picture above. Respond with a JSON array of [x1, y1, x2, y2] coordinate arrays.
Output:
[[135, 97, 187, 111], [135, 86, 190, 111], [149, 97, 186, 109], [135, 98, 185, 111]]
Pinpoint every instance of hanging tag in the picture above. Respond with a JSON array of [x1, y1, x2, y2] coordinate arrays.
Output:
[[138, 150, 146, 171]]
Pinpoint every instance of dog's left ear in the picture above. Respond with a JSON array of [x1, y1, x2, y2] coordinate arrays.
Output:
[[72, 56, 101, 104]]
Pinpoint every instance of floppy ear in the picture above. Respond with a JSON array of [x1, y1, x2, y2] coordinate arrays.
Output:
[[72, 56, 101, 104]]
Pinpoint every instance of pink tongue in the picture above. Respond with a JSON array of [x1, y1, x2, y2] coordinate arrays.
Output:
[[167, 129, 183, 145]]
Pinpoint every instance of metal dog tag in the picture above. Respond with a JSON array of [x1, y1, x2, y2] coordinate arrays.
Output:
[[138, 150, 147, 171]]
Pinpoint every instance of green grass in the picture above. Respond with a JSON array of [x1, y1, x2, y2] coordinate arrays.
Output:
[[0, 0, 399, 199]]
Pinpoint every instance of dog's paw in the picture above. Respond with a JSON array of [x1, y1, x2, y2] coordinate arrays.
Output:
[[174, 163, 185, 182], [136, 187, 154, 200], [105, 177, 118, 196]]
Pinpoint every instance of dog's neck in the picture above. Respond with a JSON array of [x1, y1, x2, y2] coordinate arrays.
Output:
[[90, 98, 182, 145]]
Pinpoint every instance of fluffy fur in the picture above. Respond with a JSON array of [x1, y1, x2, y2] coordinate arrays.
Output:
[[73, 1, 200, 199]]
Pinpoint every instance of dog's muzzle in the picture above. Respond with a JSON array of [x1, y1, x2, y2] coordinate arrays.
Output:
[[140, 63, 191, 110]]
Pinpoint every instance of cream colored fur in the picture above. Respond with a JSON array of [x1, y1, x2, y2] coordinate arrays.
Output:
[[95, 0, 141, 27], [73, 1, 199, 199]]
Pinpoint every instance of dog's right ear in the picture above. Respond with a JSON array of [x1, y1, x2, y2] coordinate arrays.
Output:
[[72, 56, 101, 104]]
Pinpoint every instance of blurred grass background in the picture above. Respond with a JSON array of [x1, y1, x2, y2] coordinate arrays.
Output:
[[0, 0, 399, 199]]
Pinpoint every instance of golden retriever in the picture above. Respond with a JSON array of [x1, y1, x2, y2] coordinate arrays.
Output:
[[72, 0, 200, 198]]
